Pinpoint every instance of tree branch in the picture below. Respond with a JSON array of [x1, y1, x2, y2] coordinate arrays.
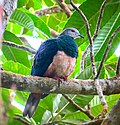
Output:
[[35, 4, 74, 17], [101, 99, 120, 125], [62, 94, 95, 119], [2, 40, 36, 54], [55, 0, 72, 18], [1, 71, 120, 95], [80, 45, 90, 72], [116, 56, 120, 76], [3, 0, 18, 31]]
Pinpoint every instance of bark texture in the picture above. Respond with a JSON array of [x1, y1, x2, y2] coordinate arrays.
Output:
[[1, 71, 120, 95]]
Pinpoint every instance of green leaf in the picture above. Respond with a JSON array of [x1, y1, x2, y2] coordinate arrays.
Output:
[[2, 60, 31, 75], [77, 62, 100, 79], [69, 47, 82, 78], [17, 0, 29, 8], [2, 31, 31, 68], [33, 0, 42, 10], [58, 95, 93, 115], [41, 13, 67, 33], [10, 9, 34, 32], [6, 22, 23, 35], [2, 45, 31, 68], [94, 10, 120, 57], [65, 0, 120, 48], [65, 0, 104, 46], [90, 94, 120, 116], [63, 111, 90, 120], [26, 13, 50, 37], [43, 0, 54, 7], [3, 30, 22, 45]]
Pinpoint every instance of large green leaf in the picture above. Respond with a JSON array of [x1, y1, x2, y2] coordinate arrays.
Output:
[[57, 95, 93, 116], [6, 22, 23, 35], [85, 9, 120, 64], [90, 94, 120, 116], [2, 31, 31, 68], [94, 11, 120, 57], [62, 111, 90, 123], [10, 9, 34, 32], [32, 94, 62, 123], [26, 13, 50, 37], [41, 12, 67, 33], [3, 30, 22, 45], [2, 60, 31, 75], [42, 94, 62, 123], [77, 62, 100, 79]]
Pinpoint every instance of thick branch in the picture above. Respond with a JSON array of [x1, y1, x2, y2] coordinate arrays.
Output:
[[101, 99, 120, 125], [1, 71, 120, 95], [3, 0, 18, 31]]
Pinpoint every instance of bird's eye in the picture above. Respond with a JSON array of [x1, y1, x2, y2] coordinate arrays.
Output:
[[71, 30, 75, 32]]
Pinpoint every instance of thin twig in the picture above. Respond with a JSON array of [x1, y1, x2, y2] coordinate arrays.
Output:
[[81, 119, 103, 125], [2, 40, 36, 54], [92, 0, 107, 41], [63, 94, 95, 119], [80, 45, 90, 72], [116, 56, 120, 76], [96, 26, 120, 79]]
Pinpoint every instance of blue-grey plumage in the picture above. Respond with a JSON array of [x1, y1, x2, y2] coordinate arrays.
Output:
[[23, 28, 84, 118]]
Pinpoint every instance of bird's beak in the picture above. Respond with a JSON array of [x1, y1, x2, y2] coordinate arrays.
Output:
[[79, 34, 84, 38]]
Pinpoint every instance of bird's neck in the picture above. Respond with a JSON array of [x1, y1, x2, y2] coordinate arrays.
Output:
[[57, 35, 78, 58]]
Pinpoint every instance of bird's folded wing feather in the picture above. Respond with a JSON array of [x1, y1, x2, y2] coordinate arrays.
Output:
[[31, 39, 59, 76]]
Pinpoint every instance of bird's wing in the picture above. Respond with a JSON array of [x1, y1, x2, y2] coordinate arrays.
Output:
[[31, 38, 58, 76]]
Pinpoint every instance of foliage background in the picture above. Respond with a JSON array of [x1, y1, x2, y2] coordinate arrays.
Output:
[[1, 0, 120, 124]]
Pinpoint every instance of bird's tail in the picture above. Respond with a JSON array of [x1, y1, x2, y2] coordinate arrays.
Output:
[[23, 93, 48, 118]]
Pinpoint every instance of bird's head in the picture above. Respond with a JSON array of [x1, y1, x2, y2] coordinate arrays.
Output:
[[60, 28, 84, 39]]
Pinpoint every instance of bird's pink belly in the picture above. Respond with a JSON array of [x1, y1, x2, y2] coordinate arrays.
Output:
[[44, 51, 76, 79]]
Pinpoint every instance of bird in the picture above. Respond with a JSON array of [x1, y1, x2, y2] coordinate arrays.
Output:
[[23, 28, 84, 118]]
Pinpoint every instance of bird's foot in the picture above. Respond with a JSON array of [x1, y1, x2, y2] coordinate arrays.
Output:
[[54, 76, 68, 88]]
